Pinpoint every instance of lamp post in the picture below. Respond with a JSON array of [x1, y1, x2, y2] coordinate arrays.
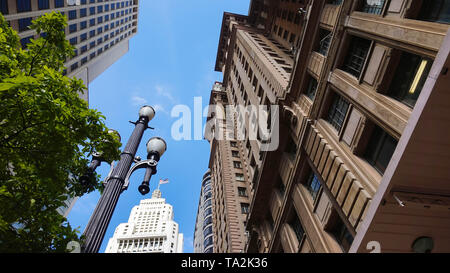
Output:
[[123, 137, 167, 195], [80, 105, 158, 253], [79, 129, 121, 187]]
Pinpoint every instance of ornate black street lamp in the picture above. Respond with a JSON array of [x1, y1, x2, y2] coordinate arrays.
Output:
[[80, 105, 167, 253]]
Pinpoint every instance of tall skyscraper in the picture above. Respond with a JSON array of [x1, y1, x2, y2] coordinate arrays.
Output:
[[193, 169, 214, 253], [201, 82, 253, 253], [1, 0, 139, 217], [1, 0, 139, 102], [105, 189, 184, 253], [207, 0, 450, 253]]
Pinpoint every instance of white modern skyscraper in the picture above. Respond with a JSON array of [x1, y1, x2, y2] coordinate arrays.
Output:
[[105, 189, 184, 253]]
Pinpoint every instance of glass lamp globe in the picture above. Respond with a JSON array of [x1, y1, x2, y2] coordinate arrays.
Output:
[[146, 137, 167, 157], [107, 129, 121, 143], [139, 105, 155, 121]]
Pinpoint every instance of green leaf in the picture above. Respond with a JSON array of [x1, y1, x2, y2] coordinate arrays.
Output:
[[0, 82, 16, 91]]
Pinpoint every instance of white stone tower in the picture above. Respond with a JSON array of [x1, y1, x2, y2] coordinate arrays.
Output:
[[105, 189, 183, 253]]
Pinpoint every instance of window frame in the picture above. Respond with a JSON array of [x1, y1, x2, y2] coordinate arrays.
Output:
[[341, 35, 373, 80], [304, 170, 322, 201], [326, 92, 351, 134], [363, 123, 398, 174], [358, 0, 388, 15]]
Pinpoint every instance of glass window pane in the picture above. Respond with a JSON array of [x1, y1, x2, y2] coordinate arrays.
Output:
[[327, 93, 350, 132], [418, 0, 450, 24], [17, 0, 31, 12], [388, 51, 432, 108], [342, 36, 371, 78], [361, 0, 386, 15]]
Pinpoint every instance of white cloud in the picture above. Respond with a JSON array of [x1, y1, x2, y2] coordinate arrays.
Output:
[[152, 103, 167, 114], [155, 84, 175, 103], [131, 95, 148, 106]]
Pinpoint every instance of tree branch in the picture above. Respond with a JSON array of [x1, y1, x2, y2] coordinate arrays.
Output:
[[0, 121, 48, 145], [27, 39, 48, 76]]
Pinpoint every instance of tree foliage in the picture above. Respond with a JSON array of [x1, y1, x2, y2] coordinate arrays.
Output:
[[0, 12, 121, 252]]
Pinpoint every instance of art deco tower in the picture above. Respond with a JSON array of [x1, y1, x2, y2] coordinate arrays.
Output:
[[105, 189, 184, 253]]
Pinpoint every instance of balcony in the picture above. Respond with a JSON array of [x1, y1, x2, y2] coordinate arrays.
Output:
[[303, 124, 373, 230], [320, 4, 340, 28], [346, 12, 449, 52], [307, 51, 325, 78]]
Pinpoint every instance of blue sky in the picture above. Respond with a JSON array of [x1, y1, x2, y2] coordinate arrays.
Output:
[[67, 0, 250, 253]]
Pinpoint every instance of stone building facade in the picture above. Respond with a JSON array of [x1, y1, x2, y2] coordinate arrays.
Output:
[[209, 0, 450, 253]]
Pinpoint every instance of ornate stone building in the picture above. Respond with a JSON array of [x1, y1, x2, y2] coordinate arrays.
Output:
[[209, 0, 450, 253]]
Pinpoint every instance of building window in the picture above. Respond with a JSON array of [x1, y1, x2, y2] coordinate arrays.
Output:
[[68, 10, 77, 20], [326, 92, 350, 132], [233, 161, 242, 169], [285, 136, 297, 161], [304, 76, 318, 100], [235, 173, 245, 182], [304, 170, 322, 201], [69, 23, 77, 33], [38, 0, 49, 10], [80, 8, 87, 17], [317, 29, 332, 56], [238, 187, 247, 197], [230, 141, 237, 148], [16, 0, 31, 13], [342, 36, 371, 78], [231, 150, 239, 158], [241, 203, 250, 214], [360, 0, 386, 15], [387, 51, 432, 108], [69, 37, 77, 45], [290, 214, 305, 247], [18, 17, 32, 32], [417, 0, 450, 24], [81, 56, 88, 65], [328, 213, 354, 252], [1, 0, 8, 14], [20, 36, 32, 49], [363, 124, 398, 174], [203, 226, 212, 237], [70, 62, 78, 71], [54, 0, 64, 8]]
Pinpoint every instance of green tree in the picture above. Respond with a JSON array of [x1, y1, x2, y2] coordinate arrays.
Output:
[[0, 12, 121, 252]]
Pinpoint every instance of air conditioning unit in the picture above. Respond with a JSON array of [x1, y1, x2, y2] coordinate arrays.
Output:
[[67, 0, 80, 6]]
